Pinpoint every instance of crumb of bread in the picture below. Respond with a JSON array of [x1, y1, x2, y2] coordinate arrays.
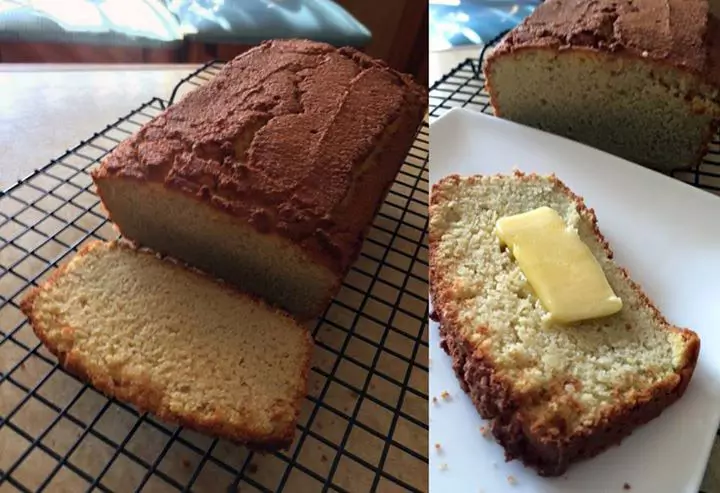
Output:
[[440, 390, 451, 401], [623, 483, 631, 490], [434, 443, 442, 453], [181, 458, 190, 468], [439, 463, 448, 471], [507, 475, 517, 485], [432, 396, 438, 404], [479, 425, 490, 438]]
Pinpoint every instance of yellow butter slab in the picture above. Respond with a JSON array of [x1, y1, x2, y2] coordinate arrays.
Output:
[[495, 206, 622, 324]]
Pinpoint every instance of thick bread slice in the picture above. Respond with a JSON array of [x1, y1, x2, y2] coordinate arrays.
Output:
[[429, 172, 700, 476], [21, 240, 312, 449]]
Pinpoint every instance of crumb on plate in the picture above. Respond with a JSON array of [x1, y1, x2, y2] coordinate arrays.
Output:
[[441, 390, 451, 401], [439, 463, 448, 471], [623, 483, 631, 490], [507, 475, 517, 485]]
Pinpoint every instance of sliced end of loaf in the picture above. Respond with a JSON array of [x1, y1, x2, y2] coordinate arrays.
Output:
[[429, 171, 700, 476], [484, 48, 720, 171], [21, 240, 313, 449], [92, 177, 338, 320]]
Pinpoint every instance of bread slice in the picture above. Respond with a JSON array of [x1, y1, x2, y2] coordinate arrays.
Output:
[[429, 172, 700, 476], [21, 240, 312, 449], [484, 0, 720, 172]]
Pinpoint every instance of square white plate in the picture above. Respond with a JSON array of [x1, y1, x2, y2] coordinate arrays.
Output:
[[428, 108, 720, 493]]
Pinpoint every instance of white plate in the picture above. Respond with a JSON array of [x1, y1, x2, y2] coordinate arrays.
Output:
[[428, 108, 720, 493]]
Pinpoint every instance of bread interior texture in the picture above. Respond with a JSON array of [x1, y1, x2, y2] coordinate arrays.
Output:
[[96, 180, 337, 319], [487, 49, 720, 171], [28, 242, 309, 437]]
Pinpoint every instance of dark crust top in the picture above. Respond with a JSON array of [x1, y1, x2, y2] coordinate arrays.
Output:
[[20, 240, 312, 450], [490, 0, 720, 87], [93, 39, 427, 276], [428, 171, 701, 476]]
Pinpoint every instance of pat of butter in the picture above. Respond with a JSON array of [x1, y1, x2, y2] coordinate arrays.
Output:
[[495, 206, 622, 324]]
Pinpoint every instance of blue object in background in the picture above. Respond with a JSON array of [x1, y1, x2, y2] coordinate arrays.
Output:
[[430, 0, 540, 51], [168, 0, 371, 48]]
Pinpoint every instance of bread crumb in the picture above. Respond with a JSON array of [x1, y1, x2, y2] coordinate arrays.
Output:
[[434, 443, 442, 453], [507, 475, 517, 485], [181, 458, 191, 468], [623, 483, 631, 490], [432, 396, 438, 405], [321, 454, 328, 463], [441, 390, 451, 401], [248, 463, 258, 474], [439, 463, 448, 471], [641, 50, 649, 57], [479, 425, 490, 438]]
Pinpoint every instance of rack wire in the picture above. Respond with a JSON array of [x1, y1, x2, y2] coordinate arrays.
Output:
[[0, 61, 429, 492], [429, 52, 720, 493]]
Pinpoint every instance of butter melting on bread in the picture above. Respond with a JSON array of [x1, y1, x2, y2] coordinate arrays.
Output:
[[429, 172, 700, 476], [93, 39, 428, 319]]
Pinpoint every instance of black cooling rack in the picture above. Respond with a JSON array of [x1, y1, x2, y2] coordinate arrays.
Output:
[[430, 55, 720, 194], [0, 61, 429, 492]]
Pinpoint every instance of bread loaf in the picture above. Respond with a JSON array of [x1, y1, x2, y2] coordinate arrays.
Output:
[[21, 240, 312, 449], [429, 171, 700, 476], [92, 39, 427, 319], [484, 0, 720, 172]]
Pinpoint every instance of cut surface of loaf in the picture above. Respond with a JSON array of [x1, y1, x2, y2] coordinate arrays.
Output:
[[484, 0, 720, 172], [92, 38, 428, 320], [429, 172, 700, 476], [21, 240, 312, 449]]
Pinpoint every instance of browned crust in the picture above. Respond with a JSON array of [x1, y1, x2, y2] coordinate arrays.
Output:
[[486, 0, 720, 88], [20, 240, 312, 450], [483, 45, 720, 169], [429, 171, 701, 476], [91, 39, 428, 280]]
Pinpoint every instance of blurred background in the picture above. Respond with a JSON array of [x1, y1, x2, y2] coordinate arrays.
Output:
[[429, 0, 539, 52], [0, 0, 427, 83]]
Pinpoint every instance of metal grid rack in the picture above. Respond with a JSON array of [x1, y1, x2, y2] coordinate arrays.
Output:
[[429, 56, 720, 194], [429, 55, 720, 493], [0, 62, 429, 492]]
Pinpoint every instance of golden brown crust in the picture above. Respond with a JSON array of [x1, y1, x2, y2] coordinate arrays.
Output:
[[20, 240, 312, 450], [487, 0, 720, 88], [92, 39, 427, 278], [429, 171, 701, 476]]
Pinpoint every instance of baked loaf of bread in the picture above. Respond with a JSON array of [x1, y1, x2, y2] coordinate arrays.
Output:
[[429, 172, 700, 476], [484, 0, 720, 172], [92, 39, 427, 320], [21, 240, 312, 449]]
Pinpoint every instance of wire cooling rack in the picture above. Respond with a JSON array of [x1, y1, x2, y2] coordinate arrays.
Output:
[[0, 62, 429, 492], [430, 56, 720, 194], [429, 52, 720, 493]]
